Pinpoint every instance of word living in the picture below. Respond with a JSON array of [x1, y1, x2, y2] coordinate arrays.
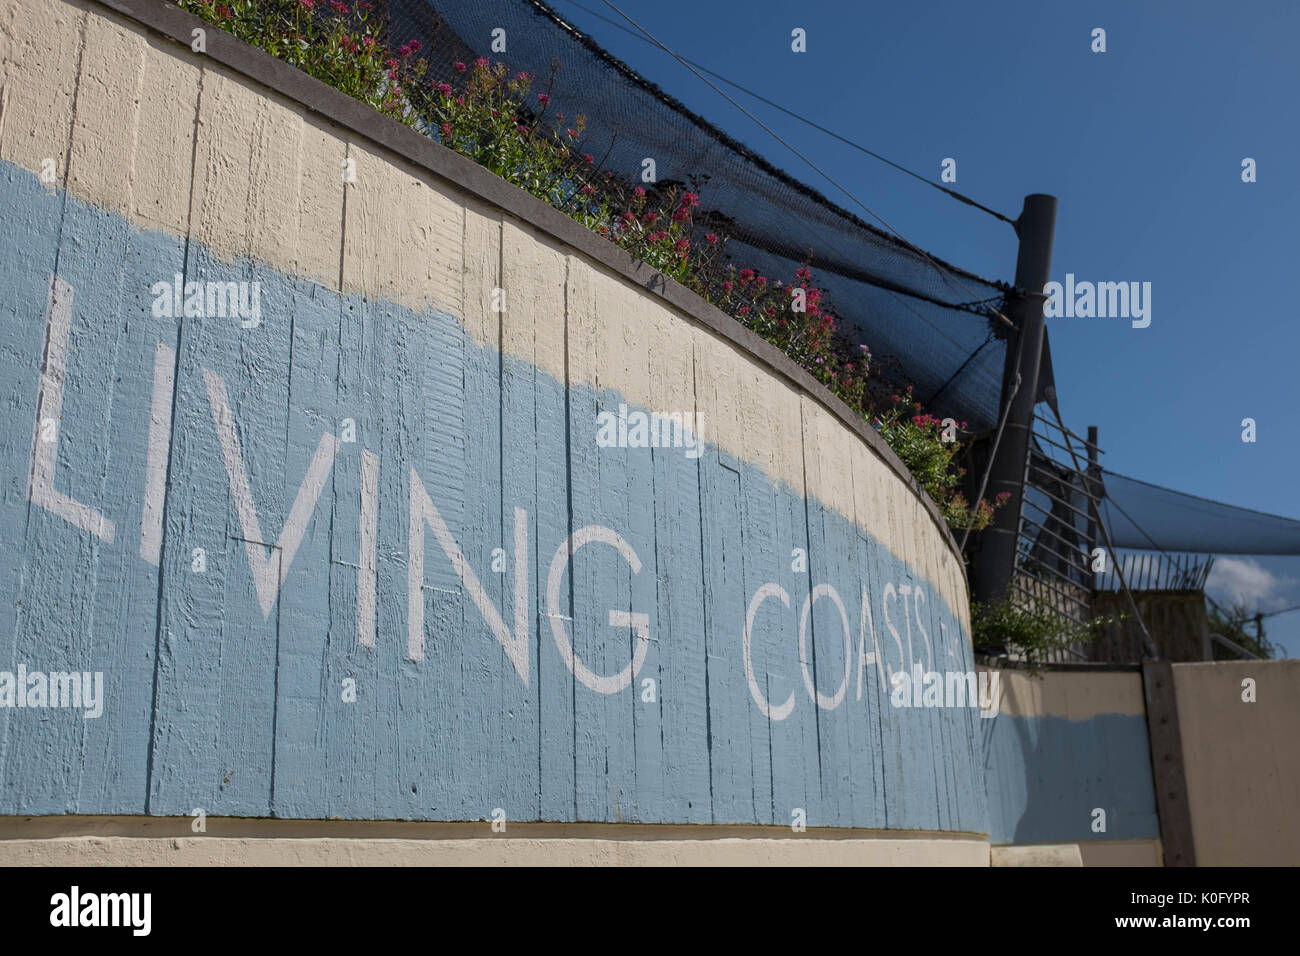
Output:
[[150, 274, 261, 328], [595, 403, 704, 459], [0, 665, 104, 718], [889, 664, 1000, 717], [50, 886, 151, 936], [1043, 273, 1151, 328]]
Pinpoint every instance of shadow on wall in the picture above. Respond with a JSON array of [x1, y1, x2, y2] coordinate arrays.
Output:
[[980, 668, 1161, 847]]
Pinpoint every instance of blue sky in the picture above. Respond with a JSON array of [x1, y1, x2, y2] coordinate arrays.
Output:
[[547, 0, 1300, 656]]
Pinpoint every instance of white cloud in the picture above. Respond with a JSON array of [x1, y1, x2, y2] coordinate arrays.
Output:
[[1206, 557, 1296, 611]]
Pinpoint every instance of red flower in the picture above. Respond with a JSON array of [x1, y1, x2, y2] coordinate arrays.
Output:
[[672, 207, 690, 222], [633, 186, 646, 197], [454, 61, 467, 73], [298, 0, 316, 10], [795, 267, 812, 281], [675, 238, 690, 254], [582, 153, 594, 164], [641, 212, 658, 224], [475, 57, 490, 68], [385, 58, 399, 70], [566, 128, 578, 139], [440, 122, 453, 139], [705, 233, 718, 244], [329, 1, 348, 13], [408, 40, 422, 53], [721, 280, 733, 292], [536, 93, 550, 105], [580, 184, 596, 196]]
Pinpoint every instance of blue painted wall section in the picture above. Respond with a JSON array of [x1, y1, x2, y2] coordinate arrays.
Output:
[[0, 161, 987, 830], [983, 711, 1159, 844]]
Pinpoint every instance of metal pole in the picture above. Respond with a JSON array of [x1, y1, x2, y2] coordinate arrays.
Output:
[[1086, 425, 1100, 591], [972, 194, 1058, 604]]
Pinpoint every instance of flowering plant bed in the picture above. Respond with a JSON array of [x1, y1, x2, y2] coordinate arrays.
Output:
[[177, 0, 1001, 534]]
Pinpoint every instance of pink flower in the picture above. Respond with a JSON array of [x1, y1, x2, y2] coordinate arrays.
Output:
[[672, 207, 690, 222], [298, 0, 316, 10], [434, 82, 452, 96], [795, 267, 811, 281], [705, 233, 718, 244], [738, 268, 755, 283], [996, 491, 1012, 503], [680, 191, 699, 207], [357, 1, 373, 8], [385, 58, 399, 70], [362, 35, 375, 49], [633, 186, 645, 197], [330, 1, 348, 13], [440, 122, 453, 139], [398, 43, 412, 57], [475, 57, 490, 68], [721, 280, 733, 292], [408, 40, 422, 53], [580, 184, 596, 196], [738, 306, 751, 316], [516, 71, 531, 81], [215, 3, 232, 15], [675, 238, 690, 254], [566, 128, 578, 139], [454, 61, 467, 73], [583, 153, 594, 164], [536, 93, 550, 105], [641, 212, 658, 224]]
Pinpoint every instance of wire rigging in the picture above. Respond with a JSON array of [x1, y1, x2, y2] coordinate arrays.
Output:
[[553, 0, 1018, 226], [594, 0, 1018, 332]]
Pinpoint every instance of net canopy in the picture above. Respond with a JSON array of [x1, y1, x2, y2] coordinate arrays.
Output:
[[1098, 470, 1300, 556], [383, 0, 1013, 429]]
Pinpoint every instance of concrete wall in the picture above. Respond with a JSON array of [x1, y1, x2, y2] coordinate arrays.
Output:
[[1171, 659, 1300, 865], [0, 816, 989, 866], [982, 667, 1161, 862], [0, 0, 985, 839]]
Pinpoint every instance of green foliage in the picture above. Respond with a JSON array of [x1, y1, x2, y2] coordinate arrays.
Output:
[[971, 597, 1119, 674], [872, 388, 1005, 530], [1208, 602, 1276, 660], [173, 0, 1002, 536]]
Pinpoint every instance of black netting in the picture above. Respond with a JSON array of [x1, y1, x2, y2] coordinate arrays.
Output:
[[1099, 470, 1300, 555], [379, 0, 1011, 429]]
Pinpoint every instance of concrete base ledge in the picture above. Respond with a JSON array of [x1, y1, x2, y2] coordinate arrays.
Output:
[[990, 844, 1084, 867], [0, 818, 990, 866]]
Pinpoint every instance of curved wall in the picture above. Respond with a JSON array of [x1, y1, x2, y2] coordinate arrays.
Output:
[[0, 0, 985, 833]]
